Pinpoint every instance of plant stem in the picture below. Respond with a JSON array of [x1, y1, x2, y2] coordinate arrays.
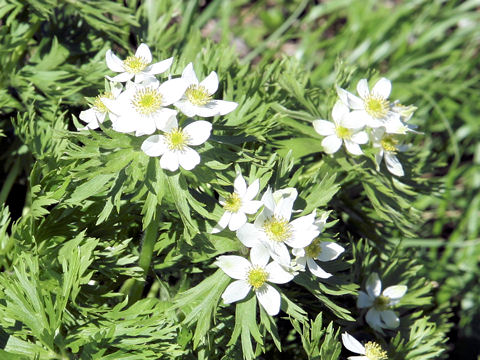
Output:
[[0, 160, 21, 207], [127, 219, 159, 304]]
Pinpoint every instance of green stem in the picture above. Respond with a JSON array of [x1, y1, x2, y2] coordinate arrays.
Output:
[[127, 220, 159, 304], [0, 160, 21, 207], [10, 17, 42, 68]]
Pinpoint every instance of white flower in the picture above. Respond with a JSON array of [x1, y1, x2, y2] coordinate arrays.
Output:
[[105, 43, 173, 83], [236, 188, 319, 266], [103, 77, 187, 136], [215, 251, 294, 316], [341, 332, 388, 360], [79, 82, 122, 130], [337, 77, 396, 128], [313, 100, 368, 155], [212, 173, 262, 233], [141, 116, 211, 172], [292, 213, 344, 278], [372, 128, 406, 177], [174, 63, 238, 117], [357, 272, 407, 334]]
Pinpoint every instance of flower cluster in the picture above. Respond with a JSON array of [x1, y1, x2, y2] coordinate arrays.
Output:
[[314, 78, 418, 177], [79, 43, 238, 171], [214, 173, 345, 315]]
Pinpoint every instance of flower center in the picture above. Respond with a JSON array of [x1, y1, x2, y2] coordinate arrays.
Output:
[[380, 136, 398, 153], [365, 95, 390, 119], [247, 266, 268, 290], [223, 193, 242, 213], [305, 238, 322, 258], [132, 88, 163, 115], [263, 216, 292, 243], [93, 91, 114, 113], [185, 84, 212, 106], [165, 128, 189, 151], [335, 126, 352, 140], [123, 56, 148, 74], [373, 295, 391, 311], [364, 341, 388, 360]]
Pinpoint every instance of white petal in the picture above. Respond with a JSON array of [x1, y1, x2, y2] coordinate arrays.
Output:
[[195, 100, 238, 117], [256, 284, 281, 316], [228, 212, 247, 231], [357, 291, 374, 308], [336, 87, 364, 109], [241, 200, 262, 214], [331, 100, 350, 123], [380, 310, 400, 329], [111, 115, 138, 133], [384, 153, 404, 177], [322, 135, 342, 154], [181, 63, 199, 85], [269, 242, 291, 267], [288, 215, 318, 248], [244, 179, 260, 201], [306, 257, 332, 278], [250, 244, 270, 267], [356, 79, 370, 99], [105, 50, 125, 72], [383, 285, 407, 301], [134, 72, 156, 83], [340, 111, 366, 129], [200, 71, 219, 95], [178, 147, 201, 170], [365, 308, 383, 332], [313, 120, 335, 136], [106, 72, 134, 83], [233, 174, 247, 196], [174, 100, 197, 117], [79, 109, 99, 126], [222, 280, 251, 304], [366, 273, 382, 298], [274, 197, 295, 222], [372, 77, 391, 99], [141, 135, 168, 157], [365, 115, 385, 128], [215, 255, 251, 280], [342, 333, 366, 355], [265, 262, 294, 284], [158, 78, 188, 105], [236, 223, 263, 248], [345, 110, 368, 128], [350, 131, 369, 144], [344, 140, 363, 155], [348, 357, 369, 360], [292, 248, 305, 257], [261, 188, 275, 212], [184, 121, 212, 146], [155, 108, 178, 132], [162, 115, 179, 132], [211, 211, 231, 234], [375, 151, 383, 170], [159, 151, 179, 172], [317, 242, 345, 262], [135, 43, 152, 63], [145, 57, 173, 75], [134, 119, 157, 137]]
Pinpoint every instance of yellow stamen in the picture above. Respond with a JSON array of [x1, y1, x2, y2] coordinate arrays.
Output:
[[123, 56, 148, 74], [132, 88, 163, 115], [185, 84, 212, 106], [380, 136, 398, 153], [223, 193, 242, 213], [263, 216, 292, 243], [364, 341, 388, 360], [92, 91, 114, 113], [373, 295, 390, 311], [247, 266, 268, 290], [305, 238, 322, 258], [165, 128, 189, 151], [335, 126, 353, 140], [365, 95, 390, 119]]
